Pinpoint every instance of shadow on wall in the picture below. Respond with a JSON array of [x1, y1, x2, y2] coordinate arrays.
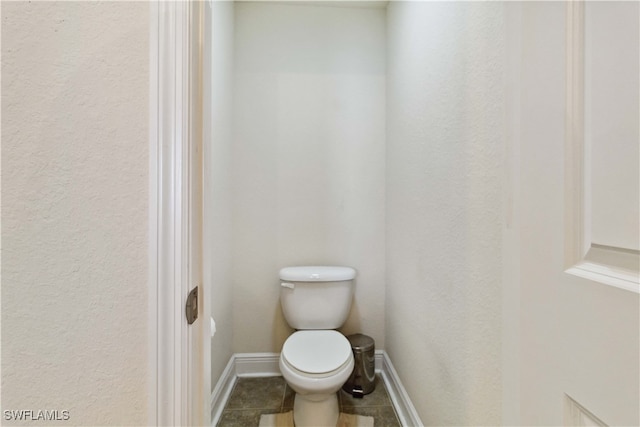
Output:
[[341, 300, 363, 339], [272, 295, 294, 351]]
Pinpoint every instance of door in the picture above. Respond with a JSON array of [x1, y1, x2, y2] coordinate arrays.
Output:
[[503, 2, 639, 425]]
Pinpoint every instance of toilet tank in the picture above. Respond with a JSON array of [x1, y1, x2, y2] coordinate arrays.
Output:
[[279, 266, 356, 330]]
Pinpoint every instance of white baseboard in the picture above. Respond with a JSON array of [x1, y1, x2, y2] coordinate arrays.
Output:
[[209, 355, 237, 426], [234, 352, 281, 377], [378, 352, 424, 427], [210, 353, 281, 425], [210, 350, 423, 427]]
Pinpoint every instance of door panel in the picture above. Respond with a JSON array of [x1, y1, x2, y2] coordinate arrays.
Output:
[[506, 2, 640, 425]]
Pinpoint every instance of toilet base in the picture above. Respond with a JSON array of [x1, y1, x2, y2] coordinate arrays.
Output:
[[293, 392, 339, 427]]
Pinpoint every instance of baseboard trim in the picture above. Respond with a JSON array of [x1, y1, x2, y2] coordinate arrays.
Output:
[[210, 351, 423, 427], [379, 352, 424, 427], [234, 352, 281, 377], [209, 355, 237, 426]]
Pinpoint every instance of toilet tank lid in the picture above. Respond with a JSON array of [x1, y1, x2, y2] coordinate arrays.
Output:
[[279, 266, 356, 282]]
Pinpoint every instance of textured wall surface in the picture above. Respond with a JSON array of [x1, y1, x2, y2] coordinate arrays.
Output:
[[206, 0, 235, 391], [232, 2, 386, 353], [386, 2, 504, 425], [1, 2, 149, 425]]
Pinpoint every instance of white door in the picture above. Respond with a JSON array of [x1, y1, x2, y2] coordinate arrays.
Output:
[[503, 2, 639, 426]]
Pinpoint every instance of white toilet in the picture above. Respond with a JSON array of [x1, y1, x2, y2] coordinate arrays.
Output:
[[278, 266, 356, 427]]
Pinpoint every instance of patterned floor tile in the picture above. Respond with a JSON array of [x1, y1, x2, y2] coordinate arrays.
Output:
[[216, 374, 402, 427], [224, 377, 287, 410]]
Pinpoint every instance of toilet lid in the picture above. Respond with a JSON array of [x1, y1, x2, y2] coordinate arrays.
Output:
[[282, 330, 352, 374]]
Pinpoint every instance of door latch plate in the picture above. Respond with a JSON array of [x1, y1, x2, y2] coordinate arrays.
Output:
[[186, 286, 198, 325]]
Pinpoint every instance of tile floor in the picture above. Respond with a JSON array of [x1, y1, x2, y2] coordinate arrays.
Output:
[[216, 375, 402, 427]]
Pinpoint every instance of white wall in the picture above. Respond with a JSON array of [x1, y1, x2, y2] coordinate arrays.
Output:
[[386, 2, 505, 425], [232, 2, 386, 353], [1, 2, 149, 424], [206, 0, 235, 390]]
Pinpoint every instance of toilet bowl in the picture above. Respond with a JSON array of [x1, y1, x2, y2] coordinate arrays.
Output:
[[279, 330, 354, 427], [278, 266, 357, 427]]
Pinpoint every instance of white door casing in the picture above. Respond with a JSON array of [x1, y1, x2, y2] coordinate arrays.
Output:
[[149, 1, 209, 425]]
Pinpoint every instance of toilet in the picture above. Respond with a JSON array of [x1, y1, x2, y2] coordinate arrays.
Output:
[[278, 266, 356, 427]]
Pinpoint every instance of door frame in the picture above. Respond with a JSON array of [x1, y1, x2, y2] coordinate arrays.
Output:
[[148, 1, 208, 425]]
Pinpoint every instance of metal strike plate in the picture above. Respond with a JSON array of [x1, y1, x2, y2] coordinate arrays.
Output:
[[186, 286, 198, 325]]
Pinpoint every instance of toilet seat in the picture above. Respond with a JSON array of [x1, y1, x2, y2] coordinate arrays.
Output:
[[282, 330, 352, 376]]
